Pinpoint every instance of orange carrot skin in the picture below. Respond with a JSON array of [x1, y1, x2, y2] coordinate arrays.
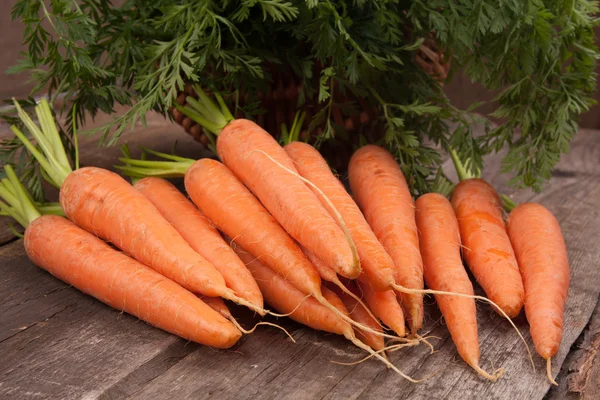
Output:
[[236, 248, 349, 335], [199, 296, 233, 320], [285, 141, 395, 292], [24, 215, 241, 348], [348, 145, 424, 331], [357, 279, 406, 338], [415, 193, 480, 367], [184, 159, 323, 298], [217, 119, 358, 279], [329, 283, 385, 351], [506, 203, 570, 360], [134, 177, 263, 309], [451, 179, 524, 318], [302, 245, 338, 283], [60, 167, 227, 298]]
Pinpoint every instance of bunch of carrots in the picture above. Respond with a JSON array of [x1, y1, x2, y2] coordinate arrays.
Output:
[[0, 90, 570, 386]]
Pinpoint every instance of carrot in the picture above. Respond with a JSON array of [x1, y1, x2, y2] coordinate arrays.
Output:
[[357, 280, 406, 338], [451, 178, 525, 318], [183, 158, 398, 340], [178, 86, 360, 278], [0, 167, 241, 348], [199, 296, 233, 320], [235, 246, 421, 382], [9, 99, 263, 315], [328, 282, 385, 352], [134, 177, 263, 310], [506, 203, 570, 385], [415, 192, 503, 380], [347, 145, 424, 332]]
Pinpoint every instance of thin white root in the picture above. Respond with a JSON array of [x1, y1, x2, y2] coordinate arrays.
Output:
[[347, 334, 425, 383], [471, 363, 504, 381], [267, 294, 312, 318], [223, 290, 268, 316], [315, 293, 402, 341], [330, 278, 384, 331], [229, 318, 296, 343], [391, 283, 535, 370], [250, 150, 360, 277], [547, 358, 558, 386]]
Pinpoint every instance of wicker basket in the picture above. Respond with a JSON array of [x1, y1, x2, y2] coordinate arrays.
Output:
[[170, 40, 450, 147]]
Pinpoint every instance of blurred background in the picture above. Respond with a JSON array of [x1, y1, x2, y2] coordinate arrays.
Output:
[[1, 1, 598, 128]]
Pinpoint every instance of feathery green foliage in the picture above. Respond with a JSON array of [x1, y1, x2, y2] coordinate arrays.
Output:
[[5, 0, 599, 195]]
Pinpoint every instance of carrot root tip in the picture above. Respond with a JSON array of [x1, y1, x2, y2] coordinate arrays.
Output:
[[546, 358, 558, 386], [471, 364, 504, 381]]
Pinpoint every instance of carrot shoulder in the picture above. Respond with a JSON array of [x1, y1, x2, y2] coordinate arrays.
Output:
[[348, 145, 424, 332], [217, 119, 359, 279], [451, 178, 524, 318], [416, 193, 502, 380], [25, 215, 241, 348], [507, 203, 570, 384], [134, 177, 263, 309]]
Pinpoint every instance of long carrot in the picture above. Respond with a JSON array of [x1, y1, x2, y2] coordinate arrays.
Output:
[[234, 246, 420, 382], [183, 158, 399, 340], [415, 193, 503, 380], [506, 203, 570, 385], [175, 86, 359, 279], [451, 179, 525, 318], [0, 167, 241, 349], [134, 177, 263, 310], [347, 145, 424, 332], [328, 282, 385, 352], [9, 99, 263, 315]]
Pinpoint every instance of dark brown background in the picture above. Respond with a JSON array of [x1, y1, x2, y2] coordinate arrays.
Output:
[[1, 1, 598, 127]]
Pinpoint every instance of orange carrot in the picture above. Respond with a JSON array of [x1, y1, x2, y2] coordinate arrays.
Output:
[[329, 282, 385, 352], [218, 119, 359, 278], [134, 177, 263, 309], [506, 203, 570, 385], [235, 246, 420, 381], [348, 145, 424, 332], [25, 215, 242, 348], [9, 99, 262, 315], [285, 141, 396, 293], [357, 280, 406, 338], [451, 178, 524, 318], [415, 193, 503, 380]]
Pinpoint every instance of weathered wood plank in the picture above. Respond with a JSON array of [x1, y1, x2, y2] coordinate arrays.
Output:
[[0, 118, 599, 399]]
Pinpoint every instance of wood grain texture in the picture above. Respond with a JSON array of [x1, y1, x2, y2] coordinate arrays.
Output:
[[0, 121, 599, 399]]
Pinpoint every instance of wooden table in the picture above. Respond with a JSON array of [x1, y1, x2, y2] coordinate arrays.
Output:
[[1, 113, 599, 399]]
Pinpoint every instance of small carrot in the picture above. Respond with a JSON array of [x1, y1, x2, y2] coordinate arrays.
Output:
[[451, 178, 525, 318], [348, 145, 424, 332], [9, 99, 263, 315], [415, 193, 503, 380], [328, 282, 385, 352], [134, 177, 263, 310], [177, 86, 359, 278], [506, 203, 570, 385], [235, 246, 421, 382], [0, 167, 241, 349]]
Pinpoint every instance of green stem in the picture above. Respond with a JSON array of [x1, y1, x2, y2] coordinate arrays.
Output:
[[501, 195, 518, 212], [449, 147, 479, 181], [176, 104, 222, 135], [3, 165, 41, 227]]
